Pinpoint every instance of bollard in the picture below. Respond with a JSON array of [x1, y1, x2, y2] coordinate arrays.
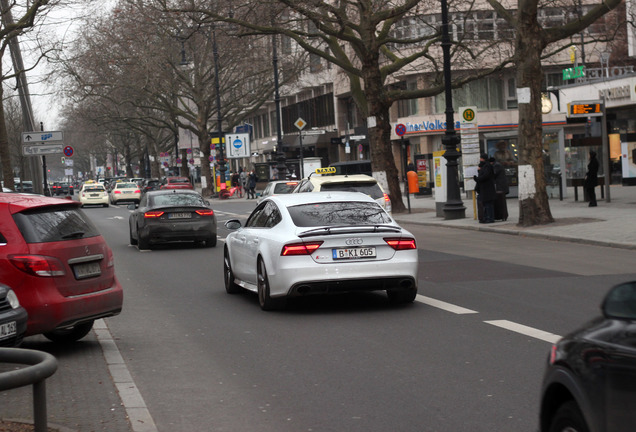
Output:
[[0, 348, 58, 432]]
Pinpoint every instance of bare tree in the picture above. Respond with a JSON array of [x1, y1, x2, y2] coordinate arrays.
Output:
[[487, 0, 623, 225]]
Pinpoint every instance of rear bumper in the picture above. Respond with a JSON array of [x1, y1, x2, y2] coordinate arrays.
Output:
[[0, 307, 28, 347], [22, 279, 124, 336], [141, 221, 216, 244]]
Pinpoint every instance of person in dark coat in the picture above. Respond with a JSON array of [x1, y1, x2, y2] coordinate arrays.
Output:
[[474, 153, 496, 223], [584, 150, 599, 207], [490, 157, 509, 221], [247, 170, 257, 199]]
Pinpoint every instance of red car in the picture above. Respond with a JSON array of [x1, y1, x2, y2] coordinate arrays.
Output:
[[160, 176, 194, 190], [0, 193, 123, 342]]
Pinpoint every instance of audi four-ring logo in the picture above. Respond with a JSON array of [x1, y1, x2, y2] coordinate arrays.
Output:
[[345, 238, 363, 245]]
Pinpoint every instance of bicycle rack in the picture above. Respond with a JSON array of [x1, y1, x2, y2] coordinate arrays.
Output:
[[0, 348, 58, 432]]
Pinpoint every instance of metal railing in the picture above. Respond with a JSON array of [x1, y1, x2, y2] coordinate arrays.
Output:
[[0, 348, 58, 432]]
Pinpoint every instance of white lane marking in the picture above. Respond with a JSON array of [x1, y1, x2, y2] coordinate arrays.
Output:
[[485, 320, 561, 344], [416, 294, 478, 314], [94, 319, 158, 432]]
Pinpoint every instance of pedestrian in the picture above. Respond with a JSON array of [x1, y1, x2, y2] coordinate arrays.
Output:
[[490, 157, 509, 221], [239, 168, 247, 198], [247, 170, 257, 199], [473, 153, 496, 223], [584, 150, 599, 207]]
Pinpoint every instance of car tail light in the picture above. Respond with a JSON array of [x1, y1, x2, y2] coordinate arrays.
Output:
[[9, 255, 66, 277], [114, 190, 121, 194], [106, 248, 115, 268], [384, 237, 416, 250], [281, 241, 324, 256], [549, 344, 558, 365], [144, 211, 164, 218], [134, 189, 141, 193], [384, 193, 390, 203], [195, 209, 215, 216]]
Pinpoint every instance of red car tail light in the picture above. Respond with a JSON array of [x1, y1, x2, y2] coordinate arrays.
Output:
[[9, 255, 66, 277], [281, 241, 324, 256], [135, 189, 141, 193], [114, 190, 122, 194], [195, 209, 215, 216], [384, 237, 416, 250], [144, 211, 164, 218], [384, 193, 390, 203], [106, 248, 115, 268]]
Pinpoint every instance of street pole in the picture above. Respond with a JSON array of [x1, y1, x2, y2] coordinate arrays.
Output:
[[212, 26, 227, 185], [272, 31, 286, 179], [440, 0, 466, 220]]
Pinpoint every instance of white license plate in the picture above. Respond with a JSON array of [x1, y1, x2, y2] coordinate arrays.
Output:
[[332, 247, 376, 260], [0, 321, 16, 340], [169, 212, 192, 219], [73, 261, 102, 279]]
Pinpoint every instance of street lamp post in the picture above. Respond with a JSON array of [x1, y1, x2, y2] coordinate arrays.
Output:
[[272, 32, 286, 179], [212, 26, 227, 185], [440, 0, 466, 220]]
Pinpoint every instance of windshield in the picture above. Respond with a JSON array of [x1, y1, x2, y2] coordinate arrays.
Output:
[[288, 201, 391, 227]]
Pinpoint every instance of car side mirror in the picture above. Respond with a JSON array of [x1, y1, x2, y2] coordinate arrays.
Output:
[[224, 219, 242, 230], [602, 281, 636, 320]]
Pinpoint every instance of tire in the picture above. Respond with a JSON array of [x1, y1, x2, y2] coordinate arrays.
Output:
[[257, 258, 285, 311], [387, 287, 417, 304], [548, 401, 590, 432], [138, 231, 150, 250], [206, 235, 217, 248], [43, 320, 94, 343], [129, 227, 138, 246], [224, 250, 241, 294], [104, 204, 109, 208]]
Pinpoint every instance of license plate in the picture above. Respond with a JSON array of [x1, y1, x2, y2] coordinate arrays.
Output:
[[0, 321, 16, 340], [73, 261, 102, 279], [89, 193, 100, 197], [169, 212, 192, 219], [332, 247, 376, 260]]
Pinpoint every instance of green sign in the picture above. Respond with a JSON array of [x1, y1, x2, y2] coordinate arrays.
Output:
[[563, 66, 585, 80]]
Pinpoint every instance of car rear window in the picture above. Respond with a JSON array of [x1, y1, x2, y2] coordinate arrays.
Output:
[[151, 194, 205, 207], [13, 206, 101, 243], [169, 178, 190, 184], [117, 183, 137, 189], [85, 186, 105, 192], [273, 183, 298, 194], [288, 201, 391, 227], [320, 182, 384, 199]]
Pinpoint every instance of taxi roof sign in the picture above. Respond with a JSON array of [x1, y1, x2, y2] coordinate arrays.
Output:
[[315, 167, 336, 175]]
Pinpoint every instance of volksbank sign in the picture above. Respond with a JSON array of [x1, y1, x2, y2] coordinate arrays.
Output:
[[400, 119, 461, 134]]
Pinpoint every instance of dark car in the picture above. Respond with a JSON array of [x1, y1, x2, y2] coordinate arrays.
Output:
[[141, 178, 161, 194], [0, 282, 28, 347], [539, 281, 636, 432], [52, 181, 73, 196], [0, 194, 124, 343], [128, 190, 217, 250]]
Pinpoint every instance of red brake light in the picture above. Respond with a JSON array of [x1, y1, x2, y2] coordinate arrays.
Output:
[[144, 211, 164, 218], [384, 193, 390, 203], [384, 237, 416, 250], [281, 241, 324, 256], [114, 190, 121, 194], [9, 255, 66, 277], [195, 209, 215, 216], [135, 189, 141, 193]]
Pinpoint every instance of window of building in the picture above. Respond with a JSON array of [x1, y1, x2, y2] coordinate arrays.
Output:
[[397, 81, 419, 117], [434, 77, 504, 112]]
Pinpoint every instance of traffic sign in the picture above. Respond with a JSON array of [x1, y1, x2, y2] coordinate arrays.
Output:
[[22, 144, 64, 156], [294, 118, 307, 130], [64, 146, 74, 157], [302, 129, 326, 135], [22, 131, 64, 143], [224, 133, 250, 158], [395, 123, 406, 136]]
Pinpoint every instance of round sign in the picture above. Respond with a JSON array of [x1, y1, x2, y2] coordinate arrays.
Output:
[[233, 138, 243, 149], [176, 158, 182, 164], [462, 108, 476, 122], [63, 146, 74, 157], [395, 123, 406, 137]]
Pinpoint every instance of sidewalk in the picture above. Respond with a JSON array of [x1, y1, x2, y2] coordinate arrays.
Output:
[[391, 184, 636, 250]]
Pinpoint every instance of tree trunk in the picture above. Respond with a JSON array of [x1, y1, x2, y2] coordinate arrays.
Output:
[[361, 63, 405, 213], [0, 80, 14, 190], [516, 2, 553, 226]]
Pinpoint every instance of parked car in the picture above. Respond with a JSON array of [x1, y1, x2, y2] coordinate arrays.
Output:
[[109, 181, 141, 205], [160, 176, 194, 190], [292, 169, 392, 214], [79, 181, 109, 207], [141, 178, 161, 194], [256, 180, 299, 204], [224, 191, 417, 310], [53, 181, 73, 196], [539, 280, 636, 432], [0, 282, 28, 347], [0, 194, 123, 342], [128, 190, 217, 250]]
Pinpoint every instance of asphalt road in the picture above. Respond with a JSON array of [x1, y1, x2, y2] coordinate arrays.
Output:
[[4, 199, 636, 432]]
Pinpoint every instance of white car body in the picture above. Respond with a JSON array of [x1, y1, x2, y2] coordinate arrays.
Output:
[[79, 183, 109, 207], [224, 192, 418, 310], [109, 182, 141, 205]]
